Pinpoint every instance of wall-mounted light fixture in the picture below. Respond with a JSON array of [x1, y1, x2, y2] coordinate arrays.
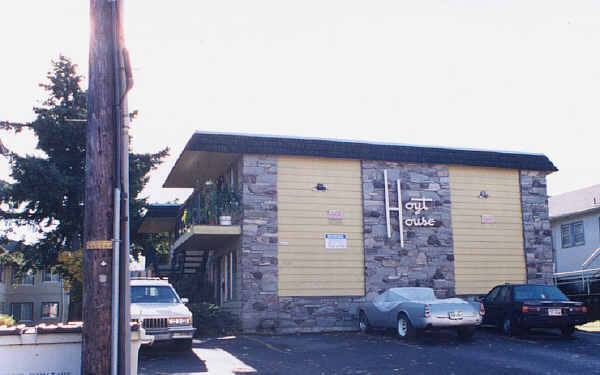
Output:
[[313, 183, 328, 191], [479, 191, 489, 199]]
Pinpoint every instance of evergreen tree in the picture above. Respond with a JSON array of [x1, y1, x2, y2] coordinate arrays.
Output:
[[0, 55, 168, 274]]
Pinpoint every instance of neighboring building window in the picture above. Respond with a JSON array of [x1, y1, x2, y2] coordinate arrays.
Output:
[[41, 302, 59, 319], [12, 270, 35, 286], [10, 302, 33, 322], [0, 266, 4, 284], [42, 270, 60, 283], [561, 221, 585, 248]]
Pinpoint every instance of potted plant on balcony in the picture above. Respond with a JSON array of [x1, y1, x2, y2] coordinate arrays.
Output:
[[217, 185, 240, 226], [200, 188, 218, 225]]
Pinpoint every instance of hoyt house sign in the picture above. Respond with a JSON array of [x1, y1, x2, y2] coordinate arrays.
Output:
[[383, 170, 437, 247]]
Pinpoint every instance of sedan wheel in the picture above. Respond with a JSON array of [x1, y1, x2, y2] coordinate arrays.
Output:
[[561, 326, 575, 337], [503, 316, 520, 336], [397, 313, 416, 339], [359, 311, 371, 333]]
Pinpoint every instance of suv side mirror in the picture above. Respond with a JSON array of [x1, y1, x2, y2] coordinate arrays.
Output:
[[181, 298, 189, 304]]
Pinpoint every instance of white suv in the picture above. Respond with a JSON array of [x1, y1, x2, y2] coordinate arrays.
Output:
[[130, 278, 196, 350]]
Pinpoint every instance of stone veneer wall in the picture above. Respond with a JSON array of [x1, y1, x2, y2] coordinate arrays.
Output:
[[519, 170, 554, 285], [239, 155, 279, 332], [362, 161, 455, 299]]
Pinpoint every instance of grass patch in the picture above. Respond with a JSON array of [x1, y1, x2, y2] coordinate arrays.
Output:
[[0, 314, 15, 327], [577, 320, 600, 333]]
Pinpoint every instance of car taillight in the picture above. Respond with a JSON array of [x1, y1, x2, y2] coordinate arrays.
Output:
[[424, 304, 431, 318], [571, 306, 588, 313], [522, 305, 538, 313], [479, 302, 485, 316]]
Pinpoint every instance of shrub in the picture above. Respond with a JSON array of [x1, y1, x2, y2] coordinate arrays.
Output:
[[188, 303, 240, 336], [0, 314, 15, 327]]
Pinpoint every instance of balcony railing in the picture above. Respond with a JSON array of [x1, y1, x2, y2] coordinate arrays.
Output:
[[171, 186, 241, 246]]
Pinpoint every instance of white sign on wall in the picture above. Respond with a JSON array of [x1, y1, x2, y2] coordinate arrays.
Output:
[[328, 209, 343, 219], [481, 214, 495, 224], [325, 233, 347, 249]]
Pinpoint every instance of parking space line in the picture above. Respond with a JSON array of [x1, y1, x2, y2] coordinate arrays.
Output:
[[242, 336, 293, 354]]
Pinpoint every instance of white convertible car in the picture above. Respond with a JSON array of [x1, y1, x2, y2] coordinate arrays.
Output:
[[358, 287, 484, 340]]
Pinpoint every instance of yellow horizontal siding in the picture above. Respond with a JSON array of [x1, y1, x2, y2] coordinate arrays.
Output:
[[278, 156, 364, 297], [279, 204, 364, 214], [450, 166, 525, 294], [280, 268, 362, 276], [279, 212, 364, 221], [278, 182, 362, 193]]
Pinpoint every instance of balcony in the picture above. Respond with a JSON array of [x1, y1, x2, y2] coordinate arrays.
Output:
[[171, 185, 241, 252]]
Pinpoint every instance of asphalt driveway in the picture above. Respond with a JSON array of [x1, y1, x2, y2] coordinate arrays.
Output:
[[140, 328, 600, 375]]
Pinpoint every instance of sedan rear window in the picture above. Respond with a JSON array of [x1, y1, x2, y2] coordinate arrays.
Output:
[[131, 286, 180, 303], [513, 285, 568, 302]]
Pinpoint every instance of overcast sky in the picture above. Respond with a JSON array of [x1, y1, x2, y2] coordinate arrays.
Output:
[[1, 1, 599, 204]]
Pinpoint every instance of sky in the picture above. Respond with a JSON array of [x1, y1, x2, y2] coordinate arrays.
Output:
[[1, 1, 599, 205]]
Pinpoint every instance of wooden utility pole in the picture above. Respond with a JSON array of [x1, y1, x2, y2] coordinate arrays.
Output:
[[83, 0, 117, 373]]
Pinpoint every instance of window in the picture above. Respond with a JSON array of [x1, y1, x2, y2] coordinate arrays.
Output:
[[485, 286, 501, 304], [41, 302, 59, 319], [12, 270, 35, 286], [130, 286, 180, 304], [10, 302, 33, 322], [0, 266, 4, 284], [561, 221, 585, 248], [513, 285, 568, 301], [495, 286, 511, 304], [42, 270, 60, 283]]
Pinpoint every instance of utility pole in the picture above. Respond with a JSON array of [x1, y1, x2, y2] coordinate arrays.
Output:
[[84, 0, 131, 373]]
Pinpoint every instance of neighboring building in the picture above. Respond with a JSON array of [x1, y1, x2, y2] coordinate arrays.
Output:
[[549, 185, 600, 273], [0, 246, 69, 324], [139, 132, 557, 334], [0, 248, 7, 316]]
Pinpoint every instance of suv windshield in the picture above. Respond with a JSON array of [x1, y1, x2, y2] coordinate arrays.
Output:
[[513, 285, 568, 302], [131, 285, 180, 303]]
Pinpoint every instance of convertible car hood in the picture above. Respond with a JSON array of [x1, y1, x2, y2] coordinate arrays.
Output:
[[372, 288, 474, 312]]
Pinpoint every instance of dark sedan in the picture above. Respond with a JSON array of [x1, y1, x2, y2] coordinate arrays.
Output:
[[481, 283, 588, 336]]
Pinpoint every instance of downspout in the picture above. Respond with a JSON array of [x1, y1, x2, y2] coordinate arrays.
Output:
[[116, 1, 134, 374], [110, 1, 122, 375]]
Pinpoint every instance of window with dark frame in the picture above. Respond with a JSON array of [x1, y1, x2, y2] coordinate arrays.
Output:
[[10, 302, 33, 322], [41, 302, 59, 319], [561, 221, 585, 248], [42, 270, 60, 283]]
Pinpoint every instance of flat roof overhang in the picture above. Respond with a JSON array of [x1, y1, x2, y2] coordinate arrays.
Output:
[[173, 225, 242, 252], [164, 150, 241, 188], [165, 132, 558, 181], [137, 204, 180, 234]]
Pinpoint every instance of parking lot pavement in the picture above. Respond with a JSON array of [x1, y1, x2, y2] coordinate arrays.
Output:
[[139, 328, 600, 375]]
